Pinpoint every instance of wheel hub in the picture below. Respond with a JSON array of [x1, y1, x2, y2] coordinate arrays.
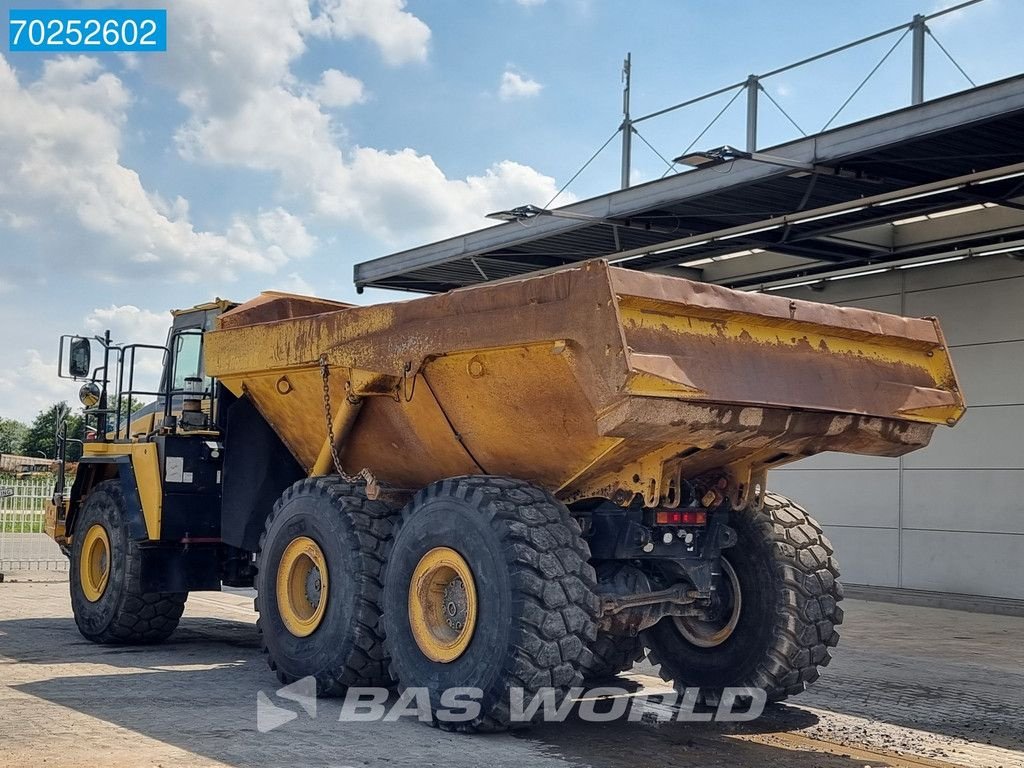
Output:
[[442, 577, 469, 631], [305, 565, 322, 608], [409, 547, 477, 663], [673, 558, 742, 648]]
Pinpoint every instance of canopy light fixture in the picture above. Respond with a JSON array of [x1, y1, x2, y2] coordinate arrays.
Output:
[[976, 170, 1024, 185], [896, 255, 966, 270], [673, 145, 816, 172], [977, 244, 1024, 256], [485, 204, 545, 222], [892, 202, 996, 226], [752, 239, 1024, 292], [653, 239, 711, 254], [609, 238, 713, 264], [797, 206, 867, 224], [608, 253, 648, 264], [719, 224, 781, 240], [682, 248, 764, 267], [764, 278, 823, 291], [485, 204, 602, 223], [876, 186, 964, 206], [827, 267, 888, 281]]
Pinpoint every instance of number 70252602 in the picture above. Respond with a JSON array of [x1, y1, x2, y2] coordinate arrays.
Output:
[[8, 9, 166, 52]]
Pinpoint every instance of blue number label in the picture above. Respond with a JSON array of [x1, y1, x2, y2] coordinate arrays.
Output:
[[8, 9, 166, 52]]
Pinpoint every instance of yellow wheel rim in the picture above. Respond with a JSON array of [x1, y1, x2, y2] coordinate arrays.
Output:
[[409, 547, 477, 663], [80, 523, 110, 603], [276, 536, 329, 637]]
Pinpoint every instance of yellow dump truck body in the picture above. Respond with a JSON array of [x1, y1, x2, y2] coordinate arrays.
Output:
[[205, 260, 963, 508]]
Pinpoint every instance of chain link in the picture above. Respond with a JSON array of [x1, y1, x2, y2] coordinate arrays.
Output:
[[319, 354, 374, 487]]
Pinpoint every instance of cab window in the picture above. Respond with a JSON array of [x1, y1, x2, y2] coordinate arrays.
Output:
[[171, 332, 202, 391]]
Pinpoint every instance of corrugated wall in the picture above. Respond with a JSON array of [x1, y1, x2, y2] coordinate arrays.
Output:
[[769, 253, 1024, 600]]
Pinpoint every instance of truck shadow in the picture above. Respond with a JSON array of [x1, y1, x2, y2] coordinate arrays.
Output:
[[7, 669, 890, 768], [523, 707, 847, 768], [0, 615, 259, 670], [0, 616, 888, 768], [2, 614, 1020, 764]]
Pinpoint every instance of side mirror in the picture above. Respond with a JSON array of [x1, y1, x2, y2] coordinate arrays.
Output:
[[68, 337, 92, 379]]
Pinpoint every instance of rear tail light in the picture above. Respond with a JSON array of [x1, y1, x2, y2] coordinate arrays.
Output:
[[654, 509, 707, 526]]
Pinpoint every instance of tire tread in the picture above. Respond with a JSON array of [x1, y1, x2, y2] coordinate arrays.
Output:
[[646, 491, 843, 702], [72, 480, 186, 644], [384, 475, 600, 733], [254, 476, 397, 692]]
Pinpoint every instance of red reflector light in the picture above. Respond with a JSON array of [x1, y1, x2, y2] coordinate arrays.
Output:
[[654, 510, 707, 526]]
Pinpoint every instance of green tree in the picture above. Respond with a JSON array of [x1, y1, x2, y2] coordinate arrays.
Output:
[[118, 394, 148, 416], [22, 402, 85, 462], [0, 417, 28, 455]]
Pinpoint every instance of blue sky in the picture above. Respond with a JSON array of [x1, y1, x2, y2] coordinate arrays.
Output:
[[0, 0, 1021, 423]]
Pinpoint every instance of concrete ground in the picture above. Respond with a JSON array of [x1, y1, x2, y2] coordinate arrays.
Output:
[[1, 572, 1022, 768]]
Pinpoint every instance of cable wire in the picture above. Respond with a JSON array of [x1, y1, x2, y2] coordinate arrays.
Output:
[[632, 127, 676, 172], [660, 85, 745, 178], [821, 28, 910, 132], [926, 28, 977, 87], [545, 128, 622, 208], [760, 86, 807, 136]]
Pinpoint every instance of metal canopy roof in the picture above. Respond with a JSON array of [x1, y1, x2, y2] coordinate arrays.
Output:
[[354, 74, 1024, 294]]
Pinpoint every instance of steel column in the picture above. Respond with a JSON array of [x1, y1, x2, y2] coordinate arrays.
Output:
[[745, 74, 759, 151], [911, 14, 926, 105], [620, 53, 632, 189]]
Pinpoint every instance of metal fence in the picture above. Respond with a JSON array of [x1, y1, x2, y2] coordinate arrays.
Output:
[[0, 473, 67, 572]]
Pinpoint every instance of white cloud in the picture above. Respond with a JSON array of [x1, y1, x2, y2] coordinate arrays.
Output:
[[499, 70, 543, 101], [154, 0, 313, 115], [168, 14, 570, 244], [256, 208, 319, 259], [84, 305, 169, 347], [339, 153, 568, 241], [271, 272, 317, 295], [313, 68, 366, 107], [0, 54, 311, 284], [516, 0, 546, 6], [0, 350, 82, 421], [84, 304, 171, 388], [310, 0, 431, 65], [0, 305, 170, 421], [1, 1, 569, 290]]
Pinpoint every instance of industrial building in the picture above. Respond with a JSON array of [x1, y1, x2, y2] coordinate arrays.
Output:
[[356, 73, 1024, 605]]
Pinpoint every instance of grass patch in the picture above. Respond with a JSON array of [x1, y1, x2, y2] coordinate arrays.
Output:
[[1, 519, 46, 534]]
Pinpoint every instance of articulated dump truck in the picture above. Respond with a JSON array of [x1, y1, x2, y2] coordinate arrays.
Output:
[[47, 259, 964, 731]]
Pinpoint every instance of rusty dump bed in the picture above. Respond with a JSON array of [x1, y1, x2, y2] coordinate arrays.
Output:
[[205, 260, 964, 508]]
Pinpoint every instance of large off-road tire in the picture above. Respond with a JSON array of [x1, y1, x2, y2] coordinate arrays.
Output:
[[254, 477, 397, 693], [70, 480, 186, 643], [642, 492, 843, 702], [583, 631, 646, 681], [382, 476, 600, 732]]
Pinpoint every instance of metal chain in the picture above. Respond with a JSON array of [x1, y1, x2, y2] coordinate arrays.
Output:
[[318, 354, 371, 486]]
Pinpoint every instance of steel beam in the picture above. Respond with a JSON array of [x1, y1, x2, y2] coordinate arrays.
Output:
[[354, 76, 1024, 290]]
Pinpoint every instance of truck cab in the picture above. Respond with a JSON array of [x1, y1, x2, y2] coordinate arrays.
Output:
[[48, 300, 246, 640]]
